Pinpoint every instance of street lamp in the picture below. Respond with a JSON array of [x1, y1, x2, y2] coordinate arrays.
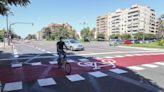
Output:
[[5, 12, 14, 46], [8, 22, 34, 45]]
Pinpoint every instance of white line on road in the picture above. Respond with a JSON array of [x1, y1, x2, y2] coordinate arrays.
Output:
[[3, 81, 22, 92], [127, 66, 145, 70], [66, 74, 85, 82], [142, 64, 158, 68], [154, 62, 164, 65], [37, 78, 56, 86]]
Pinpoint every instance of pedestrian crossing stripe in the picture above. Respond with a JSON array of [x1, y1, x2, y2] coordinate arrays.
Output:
[[37, 78, 56, 86], [31, 62, 42, 66], [142, 64, 158, 68], [109, 68, 128, 74], [11, 63, 22, 68], [3, 81, 22, 92], [154, 62, 164, 65], [49, 61, 58, 64], [89, 71, 108, 78], [114, 55, 124, 58], [127, 66, 145, 70], [78, 58, 89, 62], [104, 56, 113, 58], [66, 74, 85, 82]]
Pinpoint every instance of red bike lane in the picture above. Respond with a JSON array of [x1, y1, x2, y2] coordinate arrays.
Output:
[[0, 54, 164, 83]]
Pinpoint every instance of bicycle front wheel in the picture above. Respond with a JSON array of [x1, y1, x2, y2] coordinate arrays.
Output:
[[64, 62, 71, 74]]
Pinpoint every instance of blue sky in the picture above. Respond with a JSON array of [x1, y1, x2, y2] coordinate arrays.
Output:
[[0, 0, 164, 38]]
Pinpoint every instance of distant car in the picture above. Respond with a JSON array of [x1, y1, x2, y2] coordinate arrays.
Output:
[[123, 40, 133, 45], [24, 40, 30, 43], [63, 39, 84, 51], [109, 39, 122, 46]]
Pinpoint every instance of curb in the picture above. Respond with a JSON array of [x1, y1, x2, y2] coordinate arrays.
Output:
[[118, 46, 164, 51]]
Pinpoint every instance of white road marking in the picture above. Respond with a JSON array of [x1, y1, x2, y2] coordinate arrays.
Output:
[[67, 51, 158, 56], [110, 68, 128, 74], [11, 63, 22, 68], [154, 62, 164, 65], [125, 54, 134, 57], [49, 61, 58, 64], [66, 74, 85, 82], [13, 48, 19, 58], [142, 64, 158, 68], [78, 58, 89, 62], [47, 51, 52, 53], [104, 56, 113, 58], [89, 71, 107, 78], [94, 57, 102, 60], [37, 78, 56, 86], [128, 66, 145, 70], [133, 54, 142, 56], [67, 59, 75, 63], [31, 62, 42, 66], [41, 49, 46, 52], [114, 55, 124, 58], [3, 81, 22, 91]]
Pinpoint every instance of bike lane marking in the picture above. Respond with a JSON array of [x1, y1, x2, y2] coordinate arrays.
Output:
[[0, 55, 164, 83]]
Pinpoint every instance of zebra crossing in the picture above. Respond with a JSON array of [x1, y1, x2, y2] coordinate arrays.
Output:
[[2, 68, 127, 92], [2, 60, 164, 92], [128, 61, 164, 71]]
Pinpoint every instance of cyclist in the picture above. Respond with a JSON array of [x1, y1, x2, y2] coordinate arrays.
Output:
[[56, 37, 68, 68]]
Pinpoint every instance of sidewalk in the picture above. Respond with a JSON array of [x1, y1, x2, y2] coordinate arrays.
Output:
[[118, 46, 164, 52], [0, 42, 13, 59]]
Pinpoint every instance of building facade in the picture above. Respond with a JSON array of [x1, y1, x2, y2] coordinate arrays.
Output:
[[96, 4, 159, 40]]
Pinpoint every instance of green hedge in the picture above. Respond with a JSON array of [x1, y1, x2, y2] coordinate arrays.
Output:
[[158, 40, 164, 46]]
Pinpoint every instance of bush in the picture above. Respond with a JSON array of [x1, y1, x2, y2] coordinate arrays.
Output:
[[158, 40, 164, 46]]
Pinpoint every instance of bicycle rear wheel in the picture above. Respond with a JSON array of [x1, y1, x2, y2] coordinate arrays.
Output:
[[64, 62, 71, 74]]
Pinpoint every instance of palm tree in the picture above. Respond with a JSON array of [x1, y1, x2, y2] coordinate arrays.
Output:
[[0, 0, 30, 15]]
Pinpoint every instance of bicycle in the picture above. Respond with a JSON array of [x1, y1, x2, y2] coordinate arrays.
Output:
[[57, 52, 71, 74]]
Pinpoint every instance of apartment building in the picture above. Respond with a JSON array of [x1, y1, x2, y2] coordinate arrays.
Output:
[[96, 4, 159, 40]]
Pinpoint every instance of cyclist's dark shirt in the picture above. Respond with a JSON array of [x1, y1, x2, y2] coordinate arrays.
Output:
[[57, 41, 65, 52]]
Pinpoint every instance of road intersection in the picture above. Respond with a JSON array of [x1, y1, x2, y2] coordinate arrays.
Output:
[[0, 41, 164, 92]]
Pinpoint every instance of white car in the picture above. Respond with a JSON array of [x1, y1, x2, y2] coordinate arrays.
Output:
[[63, 39, 84, 51]]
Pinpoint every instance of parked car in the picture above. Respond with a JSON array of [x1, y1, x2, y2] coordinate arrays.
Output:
[[109, 39, 122, 46], [63, 39, 84, 51], [123, 40, 133, 45]]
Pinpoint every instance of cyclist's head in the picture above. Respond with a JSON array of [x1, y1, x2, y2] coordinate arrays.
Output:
[[59, 37, 63, 41]]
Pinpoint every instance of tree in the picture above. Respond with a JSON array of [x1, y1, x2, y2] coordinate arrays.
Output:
[[0, 0, 30, 15], [89, 28, 96, 40], [0, 29, 5, 41], [80, 27, 90, 40], [134, 32, 143, 40], [25, 34, 36, 40], [121, 34, 131, 40], [110, 34, 121, 39], [157, 14, 164, 39], [144, 34, 156, 40]]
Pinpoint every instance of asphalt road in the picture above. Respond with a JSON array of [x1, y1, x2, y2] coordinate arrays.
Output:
[[0, 41, 164, 92]]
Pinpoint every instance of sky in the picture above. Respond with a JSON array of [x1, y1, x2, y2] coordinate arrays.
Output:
[[0, 0, 164, 38]]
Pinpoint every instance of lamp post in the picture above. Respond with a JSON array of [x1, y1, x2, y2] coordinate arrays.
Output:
[[8, 22, 34, 45], [5, 12, 13, 46]]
